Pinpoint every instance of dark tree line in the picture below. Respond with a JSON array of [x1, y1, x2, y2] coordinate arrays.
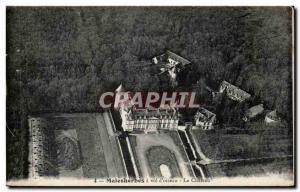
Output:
[[6, 7, 293, 179]]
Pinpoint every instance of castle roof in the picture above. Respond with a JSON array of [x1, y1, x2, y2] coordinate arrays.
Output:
[[115, 84, 125, 92], [245, 104, 264, 118], [219, 81, 251, 102], [194, 107, 216, 122], [130, 108, 178, 119], [165, 50, 191, 66], [153, 50, 191, 66]]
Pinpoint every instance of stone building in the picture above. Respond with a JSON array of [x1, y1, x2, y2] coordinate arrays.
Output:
[[219, 81, 251, 102], [265, 110, 281, 124], [120, 107, 179, 133], [115, 84, 179, 133], [152, 50, 191, 84], [243, 104, 264, 122], [194, 107, 216, 130]]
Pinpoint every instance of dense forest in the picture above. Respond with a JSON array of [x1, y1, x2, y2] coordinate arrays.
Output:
[[6, 7, 293, 179]]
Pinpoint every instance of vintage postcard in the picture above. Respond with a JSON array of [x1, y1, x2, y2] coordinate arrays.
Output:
[[6, 6, 295, 187]]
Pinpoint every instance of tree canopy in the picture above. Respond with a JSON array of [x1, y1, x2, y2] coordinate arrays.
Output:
[[6, 7, 293, 179]]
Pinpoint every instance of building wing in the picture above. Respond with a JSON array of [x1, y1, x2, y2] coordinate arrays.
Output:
[[219, 81, 251, 102]]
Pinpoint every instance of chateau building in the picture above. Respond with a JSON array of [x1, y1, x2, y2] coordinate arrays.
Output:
[[194, 107, 216, 130], [152, 50, 191, 82], [152, 50, 191, 67], [243, 104, 264, 122], [265, 110, 281, 124], [219, 81, 251, 102], [120, 107, 179, 133], [115, 84, 179, 133]]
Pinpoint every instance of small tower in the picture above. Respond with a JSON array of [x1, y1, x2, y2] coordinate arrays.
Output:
[[115, 84, 125, 93]]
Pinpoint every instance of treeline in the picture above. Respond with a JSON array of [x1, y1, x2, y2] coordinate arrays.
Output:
[[6, 7, 292, 179]]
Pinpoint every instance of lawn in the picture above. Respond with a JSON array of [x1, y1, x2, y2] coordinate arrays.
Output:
[[72, 115, 109, 178], [190, 127, 292, 161], [206, 157, 293, 177]]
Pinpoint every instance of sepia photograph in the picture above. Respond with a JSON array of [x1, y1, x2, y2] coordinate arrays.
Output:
[[5, 5, 295, 187]]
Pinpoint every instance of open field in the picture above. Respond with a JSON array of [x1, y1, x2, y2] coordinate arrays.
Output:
[[206, 157, 293, 178], [190, 127, 292, 161], [73, 115, 108, 178]]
